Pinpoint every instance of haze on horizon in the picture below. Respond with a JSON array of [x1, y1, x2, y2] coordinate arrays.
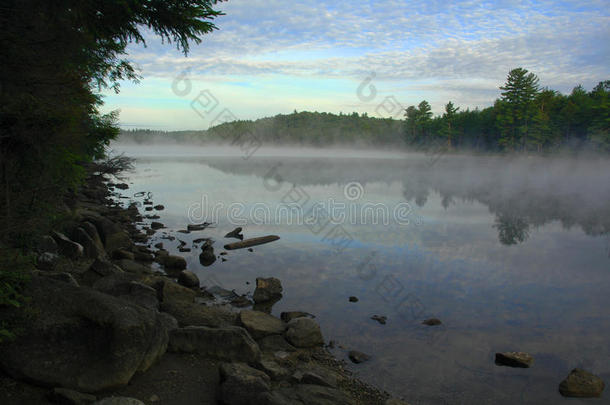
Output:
[[100, 0, 610, 131]]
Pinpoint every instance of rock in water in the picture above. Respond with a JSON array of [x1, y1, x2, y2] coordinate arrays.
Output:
[[280, 311, 314, 323], [559, 368, 605, 397], [0, 276, 170, 392], [284, 318, 324, 348], [422, 318, 442, 326], [253, 277, 283, 303], [348, 350, 371, 364], [349, 296, 358, 302], [495, 352, 534, 368], [199, 246, 216, 267], [177, 270, 199, 288], [224, 227, 244, 239], [371, 315, 387, 325]]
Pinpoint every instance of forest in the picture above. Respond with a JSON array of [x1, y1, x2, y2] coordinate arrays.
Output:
[[121, 69, 609, 153]]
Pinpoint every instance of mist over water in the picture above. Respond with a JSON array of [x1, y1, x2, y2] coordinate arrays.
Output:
[[112, 142, 610, 404]]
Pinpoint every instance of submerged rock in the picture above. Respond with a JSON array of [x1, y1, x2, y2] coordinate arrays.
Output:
[[559, 368, 605, 397], [422, 318, 442, 326], [495, 352, 534, 368], [371, 315, 387, 325], [348, 350, 371, 364]]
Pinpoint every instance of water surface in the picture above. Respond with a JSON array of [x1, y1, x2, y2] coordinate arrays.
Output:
[[113, 144, 610, 404]]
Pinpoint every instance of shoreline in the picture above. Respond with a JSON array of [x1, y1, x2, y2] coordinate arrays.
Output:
[[0, 166, 407, 405]]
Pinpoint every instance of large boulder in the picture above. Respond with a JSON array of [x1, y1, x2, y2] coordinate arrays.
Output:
[[239, 310, 285, 339], [72, 227, 105, 259], [0, 276, 170, 393], [52, 231, 84, 259], [219, 362, 271, 405], [168, 326, 261, 363], [253, 277, 283, 303], [86, 216, 131, 254], [559, 368, 605, 398], [284, 318, 324, 348], [160, 301, 236, 327]]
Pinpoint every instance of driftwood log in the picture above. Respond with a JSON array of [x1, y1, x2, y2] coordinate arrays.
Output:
[[224, 235, 280, 250]]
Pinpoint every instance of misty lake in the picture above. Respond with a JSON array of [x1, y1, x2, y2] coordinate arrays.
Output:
[[112, 144, 610, 405]]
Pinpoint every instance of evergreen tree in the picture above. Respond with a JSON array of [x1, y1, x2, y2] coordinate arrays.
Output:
[[442, 101, 460, 148]]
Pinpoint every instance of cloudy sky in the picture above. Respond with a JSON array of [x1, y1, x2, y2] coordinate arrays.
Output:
[[101, 0, 610, 130]]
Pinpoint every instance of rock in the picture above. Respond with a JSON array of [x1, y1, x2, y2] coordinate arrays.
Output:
[[422, 318, 442, 326], [177, 270, 199, 288], [371, 315, 387, 325], [37, 235, 58, 254], [280, 311, 314, 323], [87, 216, 131, 254], [349, 296, 358, 302], [150, 221, 164, 230], [168, 326, 261, 362], [248, 248, 253, 252], [153, 205, 164, 211], [240, 310, 286, 339], [300, 370, 337, 388], [114, 183, 129, 190], [157, 280, 197, 304], [495, 352, 534, 368], [0, 276, 170, 392], [161, 255, 187, 271], [187, 223, 211, 231], [92, 398, 144, 405], [559, 368, 605, 397], [284, 318, 324, 348], [385, 398, 411, 405], [153, 242, 163, 249], [37, 252, 60, 271], [257, 335, 297, 353], [253, 277, 283, 303], [225, 227, 244, 239], [82, 259, 124, 285], [219, 362, 271, 405], [81, 221, 104, 250], [198, 247, 216, 267], [115, 259, 151, 275], [273, 384, 352, 405], [133, 251, 154, 262], [160, 301, 236, 327], [48, 387, 97, 404], [72, 227, 105, 259], [37, 271, 79, 286], [231, 295, 253, 308], [113, 249, 135, 260], [257, 359, 290, 380], [94, 279, 159, 311], [52, 231, 84, 259], [348, 350, 370, 364]]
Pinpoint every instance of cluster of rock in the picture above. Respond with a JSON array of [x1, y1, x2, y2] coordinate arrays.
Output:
[[0, 174, 407, 405]]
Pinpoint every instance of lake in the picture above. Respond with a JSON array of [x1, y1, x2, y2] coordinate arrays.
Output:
[[112, 144, 610, 404]]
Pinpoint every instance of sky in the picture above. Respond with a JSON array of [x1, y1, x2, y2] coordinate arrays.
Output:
[[100, 0, 610, 131]]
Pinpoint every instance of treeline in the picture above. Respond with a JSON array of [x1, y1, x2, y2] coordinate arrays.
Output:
[[121, 69, 609, 153], [0, 1, 223, 245], [405, 69, 609, 152], [119, 111, 406, 146]]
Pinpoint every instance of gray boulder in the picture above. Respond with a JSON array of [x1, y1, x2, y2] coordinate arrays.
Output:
[[495, 352, 533, 368], [0, 276, 170, 392], [160, 301, 236, 327], [52, 231, 84, 259], [219, 362, 271, 405], [284, 318, 324, 348], [72, 227, 105, 259], [239, 310, 285, 339], [169, 325, 261, 362], [177, 270, 199, 288]]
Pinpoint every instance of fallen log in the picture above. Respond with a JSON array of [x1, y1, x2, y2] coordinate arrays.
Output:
[[224, 235, 280, 250]]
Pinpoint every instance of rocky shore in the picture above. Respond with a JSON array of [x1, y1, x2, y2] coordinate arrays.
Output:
[[0, 168, 408, 405]]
